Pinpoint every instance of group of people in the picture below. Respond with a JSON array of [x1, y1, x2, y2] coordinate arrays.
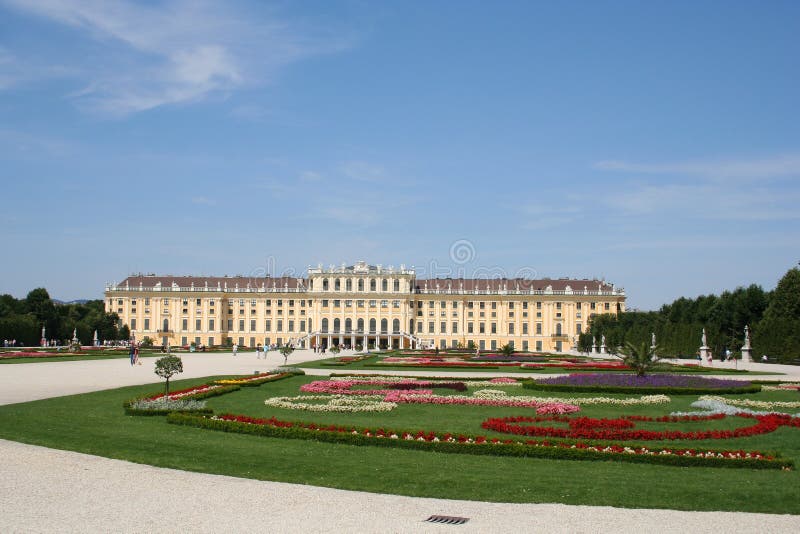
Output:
[[2, 339, 20, 347], [128, 343, 141, 366]]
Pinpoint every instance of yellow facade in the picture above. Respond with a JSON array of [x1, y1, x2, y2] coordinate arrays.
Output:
[[104, 261, 626, 352]]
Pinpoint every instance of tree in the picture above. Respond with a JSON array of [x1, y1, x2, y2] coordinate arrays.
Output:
[[500, 343, 514, 357], [754, 267, 800, 362], [140, 336, 154, 348], [466, 340, 476, 350], [279, 344, 294, 364], [618, 341, 659, 377], [329, 345, 341, 356], [154, 355, 183, 396], [119, 324, 130, 341]]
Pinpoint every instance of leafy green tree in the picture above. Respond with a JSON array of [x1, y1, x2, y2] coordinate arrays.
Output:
[[619, 341, 659, 377], [754, 268, 800, 362], [279, 344, 294, 364], [154, 355, 183, 396], [140, 336, 154, 348], [329, 345, 341, 356]]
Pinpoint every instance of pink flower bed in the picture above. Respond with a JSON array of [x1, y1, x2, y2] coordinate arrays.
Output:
[[298, 379, 579, 414]]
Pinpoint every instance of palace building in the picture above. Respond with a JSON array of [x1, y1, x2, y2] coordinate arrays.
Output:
[[104, 261, 626, 352]]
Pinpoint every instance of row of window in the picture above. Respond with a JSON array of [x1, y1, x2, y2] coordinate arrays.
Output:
[[320, 278, 401, 292]]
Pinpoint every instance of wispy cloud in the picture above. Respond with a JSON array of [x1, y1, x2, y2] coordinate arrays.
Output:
[[2, 0, 354, 115], [341, 160, 387, 183], [191, 196, 215, 206], [594, 154, 800, 180]]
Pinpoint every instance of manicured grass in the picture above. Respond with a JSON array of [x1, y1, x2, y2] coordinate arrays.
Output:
[[0, 374, 799, 513], [0, 353, 133, 364]]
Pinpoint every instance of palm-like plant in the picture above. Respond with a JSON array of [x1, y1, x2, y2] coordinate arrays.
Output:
[[619, 341, 658, 377], [500, 343, 515, 357]]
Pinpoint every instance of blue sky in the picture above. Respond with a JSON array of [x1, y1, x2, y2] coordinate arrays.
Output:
[[1, 0, 798, 310]]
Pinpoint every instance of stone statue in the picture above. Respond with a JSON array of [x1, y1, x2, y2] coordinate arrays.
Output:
[[744, 325, 751, 346], [701, 328, 707, 347], [651, 332, 656, 347], [601, 335, 606, 346]]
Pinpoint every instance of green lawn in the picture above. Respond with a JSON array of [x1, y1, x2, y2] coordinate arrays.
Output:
[[0, 373, 799, 513]]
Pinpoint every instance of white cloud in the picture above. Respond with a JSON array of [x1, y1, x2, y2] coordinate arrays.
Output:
[[594, 154, 800, 180], [2, 0, 354, 115]]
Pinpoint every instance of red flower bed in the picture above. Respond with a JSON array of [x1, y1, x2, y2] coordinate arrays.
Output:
[[482, 413, 800, 441], [206, 413, 779, 463]]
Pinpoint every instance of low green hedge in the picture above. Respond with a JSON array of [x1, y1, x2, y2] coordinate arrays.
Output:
[[166, 413, 792, 470], [523, 382, 762, 395]]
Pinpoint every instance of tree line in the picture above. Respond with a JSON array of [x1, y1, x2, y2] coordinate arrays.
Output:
[[0, 288, 128, 346], [579, 267, 800, 363]]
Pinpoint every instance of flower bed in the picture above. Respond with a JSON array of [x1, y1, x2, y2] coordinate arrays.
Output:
[[165, 412, 792, 469], [264, 395, 397, 412], [481, 413, 800, 441], [215, 372, 292, 387], [526, 374, 761, 395]]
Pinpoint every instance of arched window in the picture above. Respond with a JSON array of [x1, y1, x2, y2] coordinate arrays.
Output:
[[392, 319, 400, 334], [322, 278, 329, 291], [358, 279, 364, 291], [345, 318, 352, 333], [369, 318, 376, 334], [370, 278, 376, 291], [333, 318, 340, 333], [334, 278, 341, 290], [556, 323, 562, 335], [357, 318, 364, 333], [346, 279, 352, 291], [380, 319, 388, 334], [321, 318, 329, 333], [393, 279, 400, 291], [381, 279, 388, 292]]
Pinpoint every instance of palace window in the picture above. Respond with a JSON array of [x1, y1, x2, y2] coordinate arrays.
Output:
[[333, 300, 340, 307], [393, 279, 400, 291], [428, 322, 434, 334], [508, 302, 514, 309], [277, 320, 283, 332], [369, 300, 376, 308], [300, 320, 306, 332], [508, 323, 515, 334], [370, 279, 376, 291], [440, 321, 446, 333], [209, 319, 214, 331], [523, 323, 528, 335], [536, 323, 542, 335], [238, 320, 245, 332], [536, 301, 542, 310], [381, 300, 388, 308], [382, 279, 388, 291], [576, 323, 582, 334], [392, 300, 400, 308], [358, 279, 364, 291], [250, 320, 256, 332], [239, 299, 245, 307], [196, 319, 202, 331], [335, 279, 341, 290], [346, 279, 352, 291], [452, 322, 458, 334], [289, 320, 294, 332], [323, 279, 329, 290], [479, 323, 485, 334], [357, 300, 365, 308], [417, 321, 423, 332], [345, 300, 353, 307], [266, 320, 271, 331], [605, 302, 611, 310], [491, 323, 497, 334], [322, 300, 329, 307], [468, 323, 473, 333], [131, 319, 137, 330], [228, 319, 233, 330], [144, 319, 150, 330]]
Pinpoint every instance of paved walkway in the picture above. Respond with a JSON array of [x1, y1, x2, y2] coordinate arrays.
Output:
[[1, 350, 798, 532]]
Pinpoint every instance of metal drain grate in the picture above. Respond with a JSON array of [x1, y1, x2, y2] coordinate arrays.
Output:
[[424, 515, 469, 525]]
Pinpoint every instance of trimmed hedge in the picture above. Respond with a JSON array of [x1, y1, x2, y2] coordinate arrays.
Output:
[[523, 381, 762, 396], [166, 413, 792, 470]]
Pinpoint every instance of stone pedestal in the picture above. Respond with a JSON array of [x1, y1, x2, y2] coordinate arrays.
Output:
[[600, 344, 607, 354], [741, 347, 752, 363], [699, 346, 711, 365], [592, 345, 599, 354]]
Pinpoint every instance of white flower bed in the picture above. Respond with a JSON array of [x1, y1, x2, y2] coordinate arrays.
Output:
[[671, 399, 800, 418], [129, 398, 207, 411], [264, 394, 397, 413], [471, 389, 669, 405], [699, 395, 800, 410]]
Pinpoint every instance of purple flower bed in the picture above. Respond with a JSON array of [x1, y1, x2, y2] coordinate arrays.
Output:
[[534, 374, 751, 389], [473, 356, 548, 362]]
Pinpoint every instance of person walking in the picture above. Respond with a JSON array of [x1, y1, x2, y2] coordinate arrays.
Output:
[[134, 344, 141, 366], [256, 343, 262, 359], [232, 343, 238, 357], [129, 343, 136, 366]]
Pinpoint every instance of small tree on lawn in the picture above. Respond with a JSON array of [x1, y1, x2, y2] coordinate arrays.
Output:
[[154, 355, 183, 396], [354, 343, 363, 352], [466, 340, 476, 350], [329, 345, 341, 357], [280, 344, 294, 365], [500, 343, 515, 357], [619, 341, 658, 377]]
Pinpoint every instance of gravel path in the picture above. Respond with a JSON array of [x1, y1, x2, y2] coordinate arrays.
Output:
[[1, 349, 799, 532]]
